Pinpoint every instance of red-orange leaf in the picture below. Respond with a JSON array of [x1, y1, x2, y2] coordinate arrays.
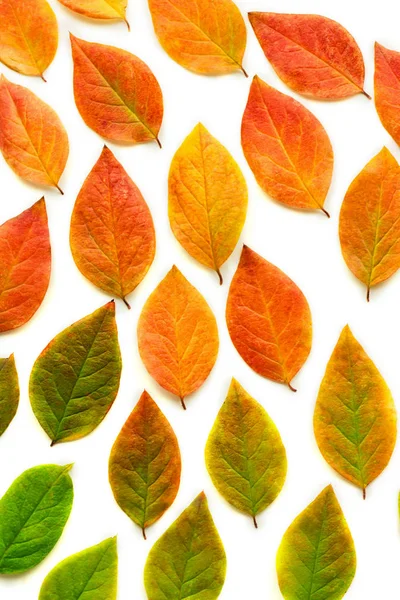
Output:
[[375, 43, 400, 146]]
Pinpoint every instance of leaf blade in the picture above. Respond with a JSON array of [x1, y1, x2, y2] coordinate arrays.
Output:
[[375, 43, 400, 146], [0, 355, 19, 436], [58, 0, 127, 22]]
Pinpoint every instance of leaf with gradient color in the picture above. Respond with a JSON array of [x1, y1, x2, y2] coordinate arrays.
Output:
[[109, 391, 181, 538], [241, 76, 333, 215], [249, 13, 368, 100], [148, 0, 247, 76], [0, 76, 68, 192], [314, 326, 396, 498], [30, 302, 122, 445], [0, 199, 51, 333], [70, 146, 155, 308], [205, 379, 286, 526], [339, 148, 400, 301], [70, 35, 163, 145], [144, 493, 226, 600], [58, 0, 129, 29], [169, 124, 247, 284], [0, 464, 73, 574], [137, 266, 218, 408], [39, 537, 117, 600], [375, 43, 400, 146], [277, 485, 356, 600], [0, 355, 19, 436], [226, 246, 312, 390], [0, 0, 57, 79]]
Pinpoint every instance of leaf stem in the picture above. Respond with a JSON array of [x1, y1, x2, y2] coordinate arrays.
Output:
[[142, 527, 147, 540], [155, 136, 162, 149], [320, 206, 330, 218], [216, 269, 223, 285], [122, 297, 131, 309], [362, 89, 372, 100], [56, 184, 64, 195], [124, 18, 131, 31], [252, 515, 258, 529], [40, 73, 47, 82], [287, 382, 297, 392], [180, 396, 187, 410], [241, 65, 249, 78]]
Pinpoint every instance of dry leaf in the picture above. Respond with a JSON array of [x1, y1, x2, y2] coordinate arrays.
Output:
[[58, 0, 129, 29], [0, 355, 19, 436], [375, 43, 400, 146]]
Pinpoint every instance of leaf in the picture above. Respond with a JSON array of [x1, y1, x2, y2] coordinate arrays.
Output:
[[148, 0, 247, 76], [249, 12, 368, 100], [168, 123, 247, 284], [70, 146, 155, 309], [205, 378, 286, 526], [0, 355, 19, 436], [276, 485, 356, 600], [29, 301, 122, 445], [241, 76, 333, 215], [58, 0, 129, 29], [144, 492, 226, 600], [314, 326, 397, 498], [0, 464, 73, 574], [375, 43, 400, 146], [109, 391, 181, 538], [70, 35, 163, 146], [137, 266, 219, 408], [0, 0, 58, 80], [226, 245, 312, 390], [39, 537, 117, 600], [0, 198, 51, 333], [339, 147, 400, 301], [0, 76, 69, 192]]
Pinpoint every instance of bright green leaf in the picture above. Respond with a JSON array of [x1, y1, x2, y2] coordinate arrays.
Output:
[[0, 354, 19, 436]]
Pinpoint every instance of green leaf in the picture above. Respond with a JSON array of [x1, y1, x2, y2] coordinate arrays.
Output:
[[0, 354, 19, 436], [29, 301, 122, 445], [0, 464, 73, 574], [144, 492, 226, 600], [276, 485, 356, 600], [39, 537, 118, 600], [205, 378, 286, 526]]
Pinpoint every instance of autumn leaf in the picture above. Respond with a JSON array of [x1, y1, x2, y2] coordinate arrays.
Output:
[[0, 0, 58, 80], [0, 355, 19, 437], [0, 464, 73, 574], [58, 0, 129, 29], [277, 485, 356, 600], [226, 246, 312, 390], [137, 266, 219, 408], [30, 301, 122, 445], [314, 326, 397, 498], [169, 124, 247, 284], [249, 13, 369, 100], [375, 43, 400, 146], [109, 391, 181, 539], [205, 379, 286, 527], [148, 0, 247, 76], [144, 493, 226, 600], [0, 199, 51, 333], [241, 76, 333, 215], [39, 537, 117, 600], [70, 146, 155, 309], [70, 35, 163, 145]]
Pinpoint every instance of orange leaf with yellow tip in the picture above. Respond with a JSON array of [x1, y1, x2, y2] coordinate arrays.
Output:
[[137, 266, 219, 408], [339, 147, 400, 301], [226, 245, 312, 390], [70, 35, 163, 145], [241, 76, 333, 215], [314, 326, 397, 498], [58, 0, 129, 29], [375, 43, 400, 146], [168, 124, 247, 284], [249, 12, 369, 100]]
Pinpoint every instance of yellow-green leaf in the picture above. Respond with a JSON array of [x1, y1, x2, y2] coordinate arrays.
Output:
[[0, 354, 19, 436]]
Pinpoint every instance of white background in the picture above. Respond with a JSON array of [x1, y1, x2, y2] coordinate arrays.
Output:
[[1, 0, 400, 597]]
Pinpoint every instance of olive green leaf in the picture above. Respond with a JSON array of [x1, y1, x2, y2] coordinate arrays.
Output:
[[30, 301, 122, 445], [39, 537, 118, 600], [205, 378, 287, 527], [0, 464, 73, 574], [0, 354, 19, 436], [277, 485, 356, 600], [144, 492, 226, 600]]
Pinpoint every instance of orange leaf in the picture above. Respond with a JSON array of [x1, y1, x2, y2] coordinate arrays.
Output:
[[70, 35, 163, 145], [137, 266, 219, 408], [339, 147, 400, 301], [375, 43, 400, 146], [70, 146, 155, 308], [58, 0, 129, 29], [148, 0, 247, 76], [0, 76, 69, 193], [249, 12, 369, 100], [226, 245, 312, 389], [241, 76, 333, 215], [0, 0, 58, 80], [0, 199, 51, 333]]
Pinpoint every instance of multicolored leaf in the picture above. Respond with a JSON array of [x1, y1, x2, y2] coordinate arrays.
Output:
[[168, 123, 247, 284], [58, 0, 129, 29], [144, 493, 226, 600], [241, 76, 333, 214], [0, 355, 19, 437], [30, 301, 122, 445], [226, 245, 312, 390], [375, 43, 400, 146], [314, 326, 397, 498], [0, 199, 51, 333]]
